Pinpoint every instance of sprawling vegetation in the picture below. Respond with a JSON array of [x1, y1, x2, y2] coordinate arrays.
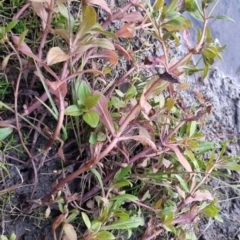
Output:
[[0, 0, 238, 239]]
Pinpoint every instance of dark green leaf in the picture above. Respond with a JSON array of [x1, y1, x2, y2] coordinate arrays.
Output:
[[215, 15, 235, 23], [85, 94, 101, 110], [203, 64, 209, 79], [6, 20, 19, 32], [110, 179, 132, 189], [114, 165, 132, 180], [76, 5, 97, 40]]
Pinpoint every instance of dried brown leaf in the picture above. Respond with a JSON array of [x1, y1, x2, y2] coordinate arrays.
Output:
[[116, 23, 136, 38], [52, 29, 70, 43], [45, 79, 67, 98], [47, 47, 70, 65], [84, 0, 112, 17], [93, 92, 115, 135], [91, 49, 118, 66], [1, 53, 14, 70], [169, 145, 192, 173], [63, 223, 77, 240], [31, 1, 48, 29], [194, 90, 206, 104], [176, 186, 186, 199], [120, 11, 144, 23], [52, 213, 66, 231], [172, 211, 199, 225], [114, 43, 134, 61], [120, 135, 157, 152], [176, 82, 190, 91], [12, 36, 42, 62], [139, 125, 153, 144], [185, 190, 214, 204]]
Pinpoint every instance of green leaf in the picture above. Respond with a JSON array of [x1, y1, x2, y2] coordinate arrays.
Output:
[[113, 166, 132, 180], [110, 179, 132, 189], [110, 194, 138, 201], [175, 174, 189, 192], [185, 0, 203, 21], [90, 168, 104, 195], [57, 2, 75, 31], [201, 200, 220, 217], [0, 235, 8, 240], [167, 0, 178, 11], [124, 85, 137, 99], [66, 210, 79, 223], [153, 0, 164, 10], [87, 38, 115, 50], [202, 64, 209, 79], [76, 5, 97, 40], [0, 127, 13, 141], [97, 132, 106, 142], [91, 220, 102, 233], [202, 47, 217, 58], [113, 211, 129, 220], [0, 162, 10, 177], [91, 23, 118, 40], [83, 110, 99, 128], [215, 15, 235, 23], [187, 121, 197, 137], [165, 98, 174, 111], [195, 141, 217, 153], [214, 213, 223, 222], [81, 212, 91, 229], [9, 233, 17, 240], [85, 94, 100, 110], [76, 81, 91, 106], [89, 132, 97, 144], [64, 105, 83, 116], [110, 96, 125, 109], [6, 20, 19, 32], [95, 231, 115, 240], [101, 216, 144, 230]]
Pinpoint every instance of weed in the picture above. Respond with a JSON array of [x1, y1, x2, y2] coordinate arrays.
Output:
[[0, 0, 238, 239]]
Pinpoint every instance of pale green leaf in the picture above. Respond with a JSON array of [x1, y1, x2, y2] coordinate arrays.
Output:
[[9, 233, 17, 240], [101, 216, 144, 230], [64, 105, 82, 116], [91, 220, 102, 233], [90, 168, 104, 196], [0, 127, 13, 141], [76, 81, 91, 106], [6, 20, 19, 32], [95, 231, 115, 240], [110, 194, 138, 201], [81, 212, 91, 229], [83, 110, 99, 128]]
